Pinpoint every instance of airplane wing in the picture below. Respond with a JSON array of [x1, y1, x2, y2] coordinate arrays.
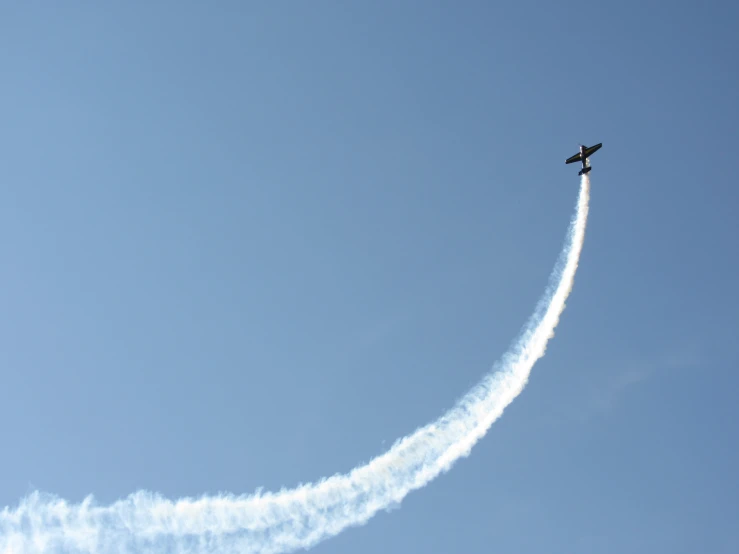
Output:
[[583, 143, 602, 158], [565, 152, 582, 164]]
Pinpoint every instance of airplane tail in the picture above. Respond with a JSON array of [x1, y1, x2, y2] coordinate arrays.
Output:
[[578, 167, 592, 176]]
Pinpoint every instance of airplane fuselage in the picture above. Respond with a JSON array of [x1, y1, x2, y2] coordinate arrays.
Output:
[[578, 146, 590, 174]]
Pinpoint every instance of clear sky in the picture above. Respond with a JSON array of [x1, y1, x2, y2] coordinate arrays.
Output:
[[2, 2, 738, 553]]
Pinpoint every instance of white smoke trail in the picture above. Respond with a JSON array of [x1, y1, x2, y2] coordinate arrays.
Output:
[[1, 177, 590, 554]]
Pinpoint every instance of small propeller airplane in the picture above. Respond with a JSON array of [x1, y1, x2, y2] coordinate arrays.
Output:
[[566, 143, 602, 175]]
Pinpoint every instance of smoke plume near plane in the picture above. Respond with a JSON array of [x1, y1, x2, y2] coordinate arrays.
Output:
[[0, 176, 591, 554]]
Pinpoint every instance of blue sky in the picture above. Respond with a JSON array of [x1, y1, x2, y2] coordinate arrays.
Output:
[[1, 2, 738, 553]]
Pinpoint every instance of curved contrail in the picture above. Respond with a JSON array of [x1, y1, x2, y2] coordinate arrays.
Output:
[[1, 177, 591, 554]]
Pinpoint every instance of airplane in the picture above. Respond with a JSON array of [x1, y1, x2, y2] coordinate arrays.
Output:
[[566, 143, 602, 175]]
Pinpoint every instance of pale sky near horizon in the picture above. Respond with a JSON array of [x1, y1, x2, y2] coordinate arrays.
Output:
[[2, 2, 738, 553]]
